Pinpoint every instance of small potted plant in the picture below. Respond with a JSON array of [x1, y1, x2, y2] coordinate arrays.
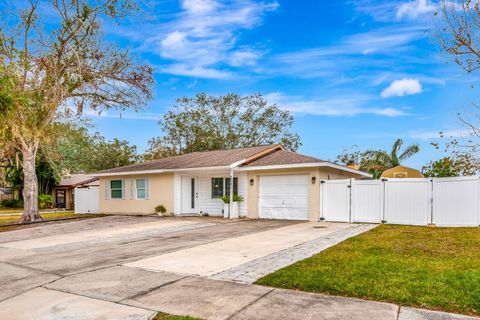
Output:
[[221, 195, 230, 218], [221, 194, 244, 219], [155, 204, 167, 216]]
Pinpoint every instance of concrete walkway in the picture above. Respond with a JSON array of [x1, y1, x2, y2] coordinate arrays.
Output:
[[0, 216, 477, 320]]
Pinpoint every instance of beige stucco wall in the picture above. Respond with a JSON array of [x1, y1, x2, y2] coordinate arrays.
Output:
[[99, 173, 174, 215], [246, 167, 362, 221]]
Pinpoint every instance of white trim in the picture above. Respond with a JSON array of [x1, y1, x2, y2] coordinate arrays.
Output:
[[229, 159, 247, 168], [93, 166, 232, 177], [239, 162, 372, 178], [93, 162, 371, 178]]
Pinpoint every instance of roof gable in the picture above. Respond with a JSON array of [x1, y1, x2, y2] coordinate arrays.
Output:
[[94, 144, 282, 175], [242, 150, 325, 167]]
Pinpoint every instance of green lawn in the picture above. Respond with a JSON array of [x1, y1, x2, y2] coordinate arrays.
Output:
[[0, 211, 104, 232], [256, 224, 480, 316], [154, 312, 202, 320]]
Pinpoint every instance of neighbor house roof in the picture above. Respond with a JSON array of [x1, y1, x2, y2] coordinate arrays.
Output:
[[93, 144, 372, 178], [57, 174, 99, 187], [95, 144, 283, 175]]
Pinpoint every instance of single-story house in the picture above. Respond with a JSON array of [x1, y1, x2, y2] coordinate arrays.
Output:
[[52, 174, 99, 209], [94, 144, 371, 221], [381, 165, 424, 179]]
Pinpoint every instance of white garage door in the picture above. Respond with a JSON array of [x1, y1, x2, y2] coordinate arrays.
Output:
[[259, 175, 309, 220]]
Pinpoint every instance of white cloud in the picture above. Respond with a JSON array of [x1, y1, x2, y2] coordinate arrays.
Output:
[[181, 0, 217, 15], [266, 92, 407, 117], [229, 49, 261, 67], [408, 129, 471, 140], [381, 78, 422, 98], [396, 0, 436, 20], [264, 26, 426, 79], [136, 0, 278, 78], [159, 64, 231, 79]]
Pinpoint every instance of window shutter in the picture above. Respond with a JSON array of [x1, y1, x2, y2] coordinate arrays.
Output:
[[145, 178, 150, 200], [104, 179, 109, 200], [130, 179, 134, 199], [121, 179, 126, 199]]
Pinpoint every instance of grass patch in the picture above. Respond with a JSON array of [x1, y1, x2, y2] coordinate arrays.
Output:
[[154, 312, 203, 320], [0, 211, 104, 232], [256, 224, 480, 316]]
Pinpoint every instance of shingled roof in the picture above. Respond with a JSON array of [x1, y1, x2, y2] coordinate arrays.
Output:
[[95, 144, 282, 174], [243, 150, 326, 167]]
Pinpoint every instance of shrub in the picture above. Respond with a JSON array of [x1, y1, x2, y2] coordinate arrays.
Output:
[[221, 195, 230, 204], [155, 204, 167, 215], [38, 194, 54, 209], [0, 199, 23, 208], [233, 194, 244, 202], [221, 194, 244, 203]]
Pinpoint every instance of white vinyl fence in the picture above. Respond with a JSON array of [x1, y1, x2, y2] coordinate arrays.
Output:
[[320, 176, 480, 227], [74, 186, 100, 214]]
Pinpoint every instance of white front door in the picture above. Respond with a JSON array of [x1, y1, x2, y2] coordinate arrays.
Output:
[[181, 176, 198, 214], [258, 175, 309, 220]]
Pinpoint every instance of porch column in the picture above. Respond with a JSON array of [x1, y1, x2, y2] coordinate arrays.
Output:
[[229, 168, 234, 219]]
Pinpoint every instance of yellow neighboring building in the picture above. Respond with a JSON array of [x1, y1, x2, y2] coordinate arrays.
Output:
[[381, 165, 424, 179]]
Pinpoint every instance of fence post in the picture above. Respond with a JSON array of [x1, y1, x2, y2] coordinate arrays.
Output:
[[478, 177, 480, 227], [381, 178, 387, 223], [430, 178, 434, 225], [348, 178, 353, 223]]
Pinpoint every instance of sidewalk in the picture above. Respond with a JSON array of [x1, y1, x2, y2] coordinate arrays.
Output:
[[0, 265, 477, 320]]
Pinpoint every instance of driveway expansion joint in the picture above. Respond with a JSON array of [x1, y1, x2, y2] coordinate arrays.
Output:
[[225, 288, 275, 320]]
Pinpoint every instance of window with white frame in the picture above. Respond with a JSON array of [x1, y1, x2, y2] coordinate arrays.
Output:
[[136, 179, 146, 199], [211, 177, 238, 198]]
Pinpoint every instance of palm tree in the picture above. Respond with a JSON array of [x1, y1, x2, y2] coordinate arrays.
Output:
[[361, 139, 420, 178]]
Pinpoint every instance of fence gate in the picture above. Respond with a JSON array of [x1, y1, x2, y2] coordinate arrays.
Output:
[[351, 180, 383, 223], [320, 179, 351, 222], [433, 177, 480, 227], [384, 178, 431, 226], [75, 186, 100, 214]]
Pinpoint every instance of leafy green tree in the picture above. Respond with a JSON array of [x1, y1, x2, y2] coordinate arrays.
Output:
[[143, 137, 179, 161], [335, 139, 420, 179], [363, 138, 420, 168], [422, 157, 461, 178], [146, 93, 301, 159], [47, 122, 140, 174], [0, 0, 153, 222]]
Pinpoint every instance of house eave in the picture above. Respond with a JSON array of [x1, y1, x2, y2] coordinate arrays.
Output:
[[238, 162, 372, 178], [93, 165, 233, 177]]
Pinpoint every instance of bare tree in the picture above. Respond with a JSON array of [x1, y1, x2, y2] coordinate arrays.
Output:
[[0, 0, 154, 222], [438, 0, 480, 74], [436, 0, 480, 159]]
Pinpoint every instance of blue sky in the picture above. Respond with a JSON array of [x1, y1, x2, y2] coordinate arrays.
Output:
[[87, 0, 477, 168]]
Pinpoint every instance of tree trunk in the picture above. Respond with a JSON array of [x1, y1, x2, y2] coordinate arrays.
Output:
[[20, 144, 42, 222]]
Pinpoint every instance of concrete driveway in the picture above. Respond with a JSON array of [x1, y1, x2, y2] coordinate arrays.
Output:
[[0, 216, 472, 320]]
